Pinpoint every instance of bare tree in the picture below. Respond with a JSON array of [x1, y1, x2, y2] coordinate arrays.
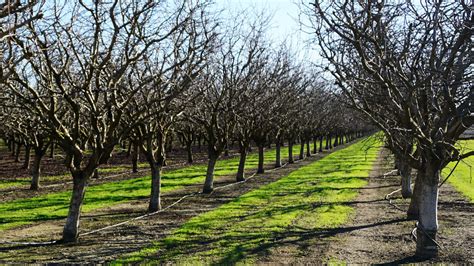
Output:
[[3, 0, 207, 242], [304, 0, 473, 257]]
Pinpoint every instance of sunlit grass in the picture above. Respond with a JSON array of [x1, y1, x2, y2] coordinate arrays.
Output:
[[118, 136, 381, 264], [0, 144, 302, 231], [442, 140, 474, 202]]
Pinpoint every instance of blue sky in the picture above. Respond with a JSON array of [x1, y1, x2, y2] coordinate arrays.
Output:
[[215, 0, 301, 42], [213, 0, 319, 62]]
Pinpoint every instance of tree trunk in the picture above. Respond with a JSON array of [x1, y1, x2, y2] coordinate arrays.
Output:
[[224, 141, 230, 157], [203, 156, 218, 193], [407, 171, 422, 220], [333, 135, 338, 147], [11, 141, 15, 156], [257, 145, 265, 174], [62, 171, 89, 243], [126, 140, 132, 157], [49, 143, 55, 158], [186, 142, 193, 163], [275, 140, 282, 168], [92, 168, 100, 179], [306, 139, 311, 157], [325, 135, 330, 150], [319, 136, 323, 152], [6, 139, 12, 152], [14, 143, 21, 162], [416, 169, 440, 258], [288, 140, 294, 164], [132, 142, 139, 173], [313, 137, 317, 154], [399, 160, 412, 198], [236, 146, 247, 182], [22, 145, 31, 169], [30, 149, 45, 190], [299, 139, 305, 160], [148, 164, 162, 212]]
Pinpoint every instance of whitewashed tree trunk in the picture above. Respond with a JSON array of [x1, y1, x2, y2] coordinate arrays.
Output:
[[416, 169, 440, 258]]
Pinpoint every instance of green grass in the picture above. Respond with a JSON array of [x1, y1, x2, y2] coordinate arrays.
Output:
[[442, 140, 474, 202], [118, 137, 381, 264], [0, 144, 302, 231]]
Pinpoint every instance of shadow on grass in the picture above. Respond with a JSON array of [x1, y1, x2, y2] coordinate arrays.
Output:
[[375, 255, 429, 265], [151, 217, 409, 265]]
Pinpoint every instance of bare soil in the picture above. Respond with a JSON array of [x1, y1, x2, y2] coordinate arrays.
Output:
[[0, 143, 347, 263]]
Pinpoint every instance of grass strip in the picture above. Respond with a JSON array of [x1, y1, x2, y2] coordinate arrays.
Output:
[[442, 140, 474, 202], [118, 136, 381, 264], [0, 144, 302, 231]]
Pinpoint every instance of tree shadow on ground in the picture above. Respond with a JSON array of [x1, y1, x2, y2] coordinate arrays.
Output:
[[213, 217, 411, 265], [375, 255, 428, 265]]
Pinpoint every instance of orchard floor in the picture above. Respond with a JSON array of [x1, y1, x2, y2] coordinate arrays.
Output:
[[323, 149, 474, 264], [0, 144, 473, 264], [0, 142, 344, 263]]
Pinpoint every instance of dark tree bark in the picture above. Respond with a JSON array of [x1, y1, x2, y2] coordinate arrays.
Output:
[[126, 140, 132, 157], [306, 139, 311, 157], [299, 137, 305, 160], [313, 137, 317, 154], [407, 171, 423, 220], [22, 144, 31, 169], [131, 141, 139, 173], [275, 139, 282, 168], [288, 139, 294, 164], [399, 159, 413, 198], [30, 148, 46, 190], [14, 143, 21, 162], [257, 144, 265, 174], [186, 142, 193, 163], [49, 142, 55, 158], [236, 142, 248, 182]]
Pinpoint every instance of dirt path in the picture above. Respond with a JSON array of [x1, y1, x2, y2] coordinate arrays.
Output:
[[324, 148, 474, 264], [0, 143, 350, 263]]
